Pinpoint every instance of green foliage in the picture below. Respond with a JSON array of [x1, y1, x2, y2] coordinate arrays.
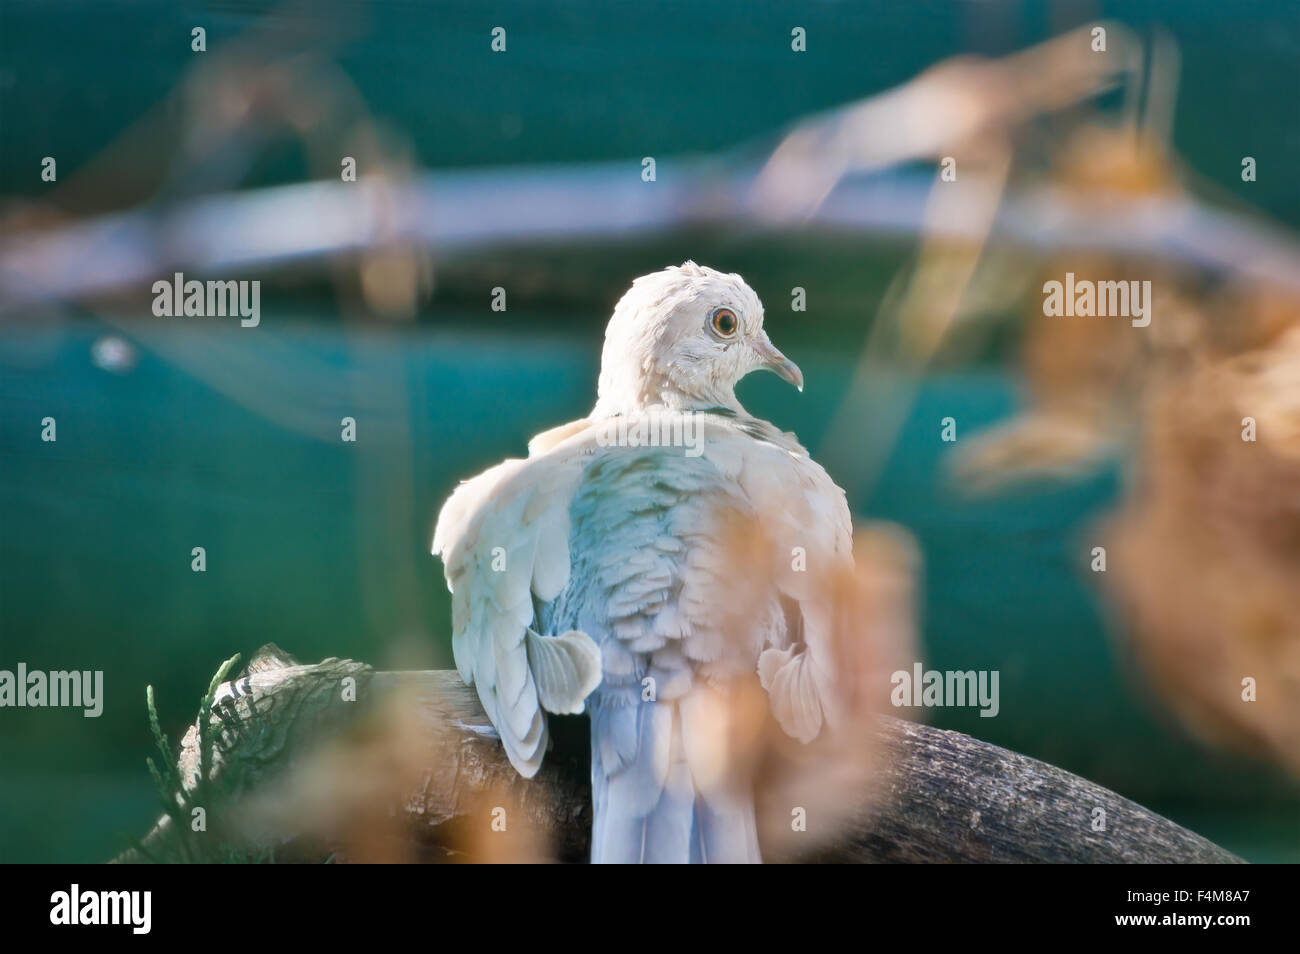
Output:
[[133, 653, 280, 863]]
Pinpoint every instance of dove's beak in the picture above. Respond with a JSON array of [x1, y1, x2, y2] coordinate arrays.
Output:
[[754, 337, 804, 392]]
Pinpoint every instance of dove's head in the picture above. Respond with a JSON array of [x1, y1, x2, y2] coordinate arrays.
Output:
[[592, 261, 803, 416]]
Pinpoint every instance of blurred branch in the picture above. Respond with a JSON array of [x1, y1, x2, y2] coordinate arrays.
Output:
[[117, 651, 1242, 864], [6, 165, 1300, 318], [7, 16, 1300, 317]]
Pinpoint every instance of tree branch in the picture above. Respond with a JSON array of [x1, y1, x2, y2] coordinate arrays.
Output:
[[117, 649, 1242, 863]]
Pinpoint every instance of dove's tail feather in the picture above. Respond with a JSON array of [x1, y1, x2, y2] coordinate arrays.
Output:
[[589, 699, 762, 864]]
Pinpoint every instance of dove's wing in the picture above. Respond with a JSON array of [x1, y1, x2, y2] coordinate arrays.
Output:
[[432, 420, 604, 777], [698, 417, 855, 743]]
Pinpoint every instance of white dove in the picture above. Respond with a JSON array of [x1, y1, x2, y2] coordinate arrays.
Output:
[[433, 261, 854, 863]]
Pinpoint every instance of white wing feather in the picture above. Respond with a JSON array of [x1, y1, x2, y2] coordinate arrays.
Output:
[[708, 423, 853, 742], [432, 422, 603, 777]]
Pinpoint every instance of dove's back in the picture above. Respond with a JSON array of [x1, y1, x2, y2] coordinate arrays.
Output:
[[434, 410, 853, 863]]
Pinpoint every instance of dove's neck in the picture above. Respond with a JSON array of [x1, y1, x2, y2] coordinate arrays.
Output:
[[591, 372, 742, 419]]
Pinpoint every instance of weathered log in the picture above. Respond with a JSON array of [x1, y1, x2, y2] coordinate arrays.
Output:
[[117, 650, 1242, 863]]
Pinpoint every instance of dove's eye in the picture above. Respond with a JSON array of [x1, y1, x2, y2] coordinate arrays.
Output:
[[710, 307, 739, 339]]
